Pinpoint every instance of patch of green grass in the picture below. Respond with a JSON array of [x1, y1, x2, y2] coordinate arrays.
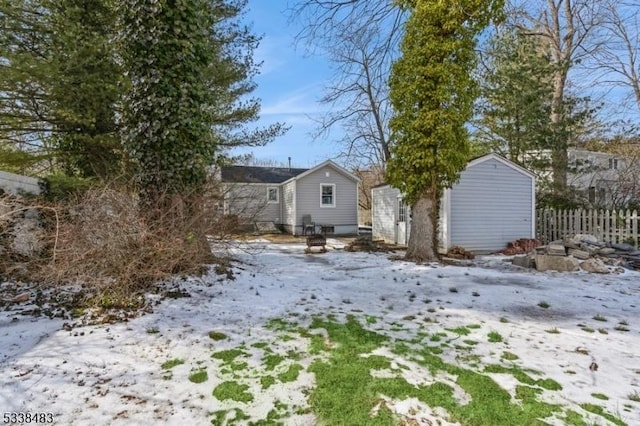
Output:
[[161, 358, 184, 370], [278, 364, 304, 383], [263, 354, 285, 371], [266, 318, 298, 332], [615, 324, 630, 332], [429, 334, 441, 342], [306, 315, 562, 426], [598, 328, 608, 334], [546, 327, 561, 334], [213, 381, 253, 403], [564, 409, 588, 426], [488, 331, 504, 343], [229, 361, 248, 371], [484, 364, 560, 390], [593, 314, 607, 322], [251, 341, 270, 349], [208, 331, 227, 341], [188, 369, 208, 383], [502, 351, 519, 361], [538, 301, 550, 309], [210, 408, 249, 425], [260, 375, 275, 390], [515, 385, 541, 400], [211, 349, 246, 363], [591, 393, 609, 400], [365, 315, 378, 324], [466, 324, 482, 329], [580, 403, 627, 426], [463, 339, 478, 346], [499, 317, 509, 323], [446, 326, 471, 336], [581, 326, 595, 333], [628, 391, 640, 402]]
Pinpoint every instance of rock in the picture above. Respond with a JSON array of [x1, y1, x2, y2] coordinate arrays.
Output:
[[573, 234, 599, 244], [512, 255, 534, 269], [535, 254, 580, 272], [611, 243, 635, 252], [568, 248, 590, 260], [547, 244, 567, 256], [598, 247, 616, 255], [580, 258, 610, 274], [10, 217, 45, 257]]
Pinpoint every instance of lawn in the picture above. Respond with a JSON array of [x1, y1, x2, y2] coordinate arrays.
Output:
[[1, 238, 639, 425]]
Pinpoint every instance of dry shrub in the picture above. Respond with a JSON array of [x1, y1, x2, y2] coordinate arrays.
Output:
[[35, 185, 234, 307]]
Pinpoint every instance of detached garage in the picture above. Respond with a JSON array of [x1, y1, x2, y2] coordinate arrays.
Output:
[[372, 153, 535, 253]]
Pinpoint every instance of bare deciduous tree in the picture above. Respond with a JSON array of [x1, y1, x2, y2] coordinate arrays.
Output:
[[288, 0, 405, 170], [512, 0, 606, 196], [594, 1, 640, 115]]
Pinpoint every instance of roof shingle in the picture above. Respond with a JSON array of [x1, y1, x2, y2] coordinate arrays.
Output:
[[221, 166, 309, 184]]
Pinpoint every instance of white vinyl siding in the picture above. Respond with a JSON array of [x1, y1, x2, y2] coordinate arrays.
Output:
[[224, 183, 281, 222], [295, 165, 358, 234], [371, 154, 535, 253], [449, 157, 533, 252], [281, 180, 296, 232], [371, 185, 399, 244]]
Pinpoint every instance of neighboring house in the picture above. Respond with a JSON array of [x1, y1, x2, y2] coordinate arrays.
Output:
[[221, 160, 360, 235], [0, 170, 41, 195], [517, 148, 638, 208], [567, 149, 638, 208], [372, 153, 536, 253]]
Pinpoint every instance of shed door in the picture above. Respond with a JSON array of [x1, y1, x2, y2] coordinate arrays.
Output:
[[395, 197, 407, 246]]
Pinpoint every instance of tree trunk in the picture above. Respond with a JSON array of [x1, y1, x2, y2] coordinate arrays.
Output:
[[551, 70, 568, 196], [405, 190, 437, 262]]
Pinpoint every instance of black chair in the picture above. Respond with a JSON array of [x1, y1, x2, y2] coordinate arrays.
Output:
[[302, 214, 315, 235]]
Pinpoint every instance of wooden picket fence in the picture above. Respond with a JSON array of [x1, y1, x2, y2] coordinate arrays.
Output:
[[536, 208, 639, 244]]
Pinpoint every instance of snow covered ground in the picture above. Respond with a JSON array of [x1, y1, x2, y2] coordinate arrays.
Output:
[[1, 239, 639, 425]]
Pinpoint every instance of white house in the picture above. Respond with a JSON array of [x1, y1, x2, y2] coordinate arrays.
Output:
[[371, 153, 536, 253], [221, 160, 360, 235]]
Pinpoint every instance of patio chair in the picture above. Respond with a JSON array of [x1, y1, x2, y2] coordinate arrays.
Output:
[[302, 214, 316, 235]]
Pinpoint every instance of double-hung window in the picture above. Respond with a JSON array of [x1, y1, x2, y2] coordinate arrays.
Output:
[[320, 184, 336, 208], [267, 187, 279, 204]]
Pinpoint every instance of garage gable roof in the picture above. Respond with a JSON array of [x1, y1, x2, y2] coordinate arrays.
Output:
[[466, 153, 536, 179]]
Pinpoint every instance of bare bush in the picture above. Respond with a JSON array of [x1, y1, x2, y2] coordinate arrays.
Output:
[[29, 184, 235, 308]]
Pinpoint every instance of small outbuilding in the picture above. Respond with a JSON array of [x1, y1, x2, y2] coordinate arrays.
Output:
[[371, 153, 536, 253]]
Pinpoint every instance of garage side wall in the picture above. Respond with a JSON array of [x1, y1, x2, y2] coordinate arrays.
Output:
[[449, 158, 534, 253], [372, 185, 400, 244]]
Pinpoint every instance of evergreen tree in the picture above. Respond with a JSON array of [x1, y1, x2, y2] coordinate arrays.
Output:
[[386, 0, 503, 261], [0, 0, 122, 178], [119, 0, 284, 202]]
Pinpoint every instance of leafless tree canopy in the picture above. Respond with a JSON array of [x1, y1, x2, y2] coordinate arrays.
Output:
[[288, 0, 406, 170]]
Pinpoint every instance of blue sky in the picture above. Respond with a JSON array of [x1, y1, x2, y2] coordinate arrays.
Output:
[[231, 0, 340, 168]]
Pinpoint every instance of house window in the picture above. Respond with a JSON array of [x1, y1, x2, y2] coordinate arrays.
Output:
[[588, 187, 596, 203], [609, 158, 618, 170], [267, 187, 279, 203], [398, 198, 406, 222], [320, 184, 336, 207]]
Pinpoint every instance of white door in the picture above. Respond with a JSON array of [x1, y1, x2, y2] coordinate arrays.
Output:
[[395, 197, 407, 245]]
